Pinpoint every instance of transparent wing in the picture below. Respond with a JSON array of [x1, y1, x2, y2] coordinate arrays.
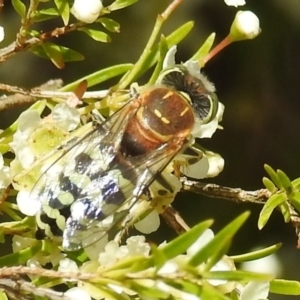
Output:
[[30, 100, 189, 251], [61, 136, 187, 251], [31, 101, 136, 242]]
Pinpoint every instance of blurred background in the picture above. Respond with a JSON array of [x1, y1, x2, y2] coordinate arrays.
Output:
[[1, 0, 300, 298]]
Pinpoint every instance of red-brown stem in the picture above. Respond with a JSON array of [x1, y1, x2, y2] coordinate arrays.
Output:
[[201, 36, 232, 66]]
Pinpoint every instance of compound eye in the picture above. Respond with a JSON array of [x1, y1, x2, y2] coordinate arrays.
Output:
[[158, 65, 219, 124]]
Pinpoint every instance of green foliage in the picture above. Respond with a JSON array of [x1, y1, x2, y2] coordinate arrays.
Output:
[[259, 164, 300, 229], [11, 0, 26, 18]]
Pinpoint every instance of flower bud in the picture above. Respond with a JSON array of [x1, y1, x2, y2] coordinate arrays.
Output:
[[229, 11, 261, 41], [0, 26, 4, 43], [71, 0, 103, 23], [224, 0, 246, 7]]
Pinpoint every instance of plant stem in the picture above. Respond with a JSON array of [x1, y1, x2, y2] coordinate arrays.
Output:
[[117, 0, 186, 90]]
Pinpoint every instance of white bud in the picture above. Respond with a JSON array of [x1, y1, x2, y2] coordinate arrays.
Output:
[[206, 152, 225, 178], [0, 26, 4, 43], [230, 11, 261, 41], [71, 0, 103, 23], [224, 0, 246, 7], [64, 288, 91, 300]]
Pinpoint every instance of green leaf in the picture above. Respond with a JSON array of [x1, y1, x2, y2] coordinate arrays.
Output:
[[277, 169, 292, 193], [12, 0, 26, 18], [0, 242, 42, 267], [201, 282, 229, 300], [160, 220, 213, 259], [289, 191, 300, 213], [230, 243, 282, 262], [42, 42, 65, 68], [61, 63, 133, 91], [109, 0, 139, 11], [78, 28, 111, 43], [131, 281, 168, 299], [190, 33, 216, 62], [32, 43, 84, 67], [264, 164, 283, 189], [160, 220, 213, 260], [206, 270, 272, 282], [54, 0, 70, 25], [151, 245, 168, 269], [98, 17, 120, 33], [0, 291, 8, 300], [189, 212, 249, 267], [258, 193, 287, 229], [118, 21, 194, 88], [270, 279, 300, 295], [33, 8, 60, 22], [262, 177, 276, 193], [148, 36, 169, 84], [292, 177, 300, 189], [279, 202, 291, 222]]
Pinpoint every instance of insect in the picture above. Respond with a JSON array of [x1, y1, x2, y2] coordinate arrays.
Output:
[[29, 65, 217, 252]]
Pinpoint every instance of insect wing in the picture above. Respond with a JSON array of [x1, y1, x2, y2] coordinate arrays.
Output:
[[62, 135, 188, 251], [31, 102, 137, 247]]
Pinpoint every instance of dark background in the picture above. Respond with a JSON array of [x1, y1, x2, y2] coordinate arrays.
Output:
[[1, 1, 300, 298]]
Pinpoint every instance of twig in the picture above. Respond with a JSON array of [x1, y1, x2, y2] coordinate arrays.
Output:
[[0, 81, 109, 111], [181, 179, 271, 204], [181, 179, 300, 248], [0, 266, 97, 281], [0, 23, 81, 62], [0, 278, 71, 300], [162, 205, 190, 234]]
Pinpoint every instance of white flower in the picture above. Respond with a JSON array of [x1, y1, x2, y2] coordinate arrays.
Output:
[[224, 0, 246, 7], [27, 258, 42, 268], [98, 236, 150, 267], [58, 258, 79, 272], [192, 102, 224, 138], [98, 240, 120, 267], [12, 142, 35, 169], [65, 287, 91, 300], [126, 235, 151, 256], [175, 153, 209, 179], [82, 231, 109, 261], [157, 261, 179, 276], [12, 236, 36, 253], [206, 152, 225, 178], [52, 103, 80, 131], [0, 153, 11, 188], [241, 253, 282, 277], [71, 0, 103, 23], [0, 26, 4, 43], [230, 11, 261, 41], [134, 210, 160, 234], [16, 190, 41, 216], [10, 110, 41, 169], [18, 110, 42, 135], [239, 281, 269, 300], [208, 259, 232, 286]]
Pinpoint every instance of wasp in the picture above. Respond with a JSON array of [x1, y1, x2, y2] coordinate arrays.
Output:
[[28, 64, 218, 251]]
